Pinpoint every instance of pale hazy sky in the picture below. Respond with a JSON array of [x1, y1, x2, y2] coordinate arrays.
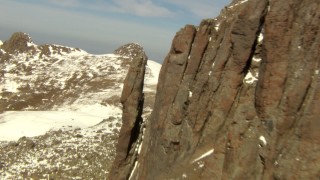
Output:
[[0, 0, 231, 62]]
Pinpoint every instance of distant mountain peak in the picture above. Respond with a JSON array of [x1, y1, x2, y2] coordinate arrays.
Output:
[[1, 32, 34, 54], [114, 43, 145, 58]]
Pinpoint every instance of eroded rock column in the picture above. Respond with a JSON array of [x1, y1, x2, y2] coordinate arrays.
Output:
[[108, 50, 147, 180]]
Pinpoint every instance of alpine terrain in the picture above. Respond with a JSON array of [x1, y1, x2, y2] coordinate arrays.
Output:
[[1, 0, 320, 179], [109, 0, 320, 179], [0, 32, 161, 179]]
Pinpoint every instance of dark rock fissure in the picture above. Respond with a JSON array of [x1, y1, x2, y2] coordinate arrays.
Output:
[[126, 97, 144, 156], [108, 52, 147, 180]]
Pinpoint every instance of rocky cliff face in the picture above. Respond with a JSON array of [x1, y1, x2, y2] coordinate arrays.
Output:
[[109, 47, 147, 180], [110, 0, 320, 179]]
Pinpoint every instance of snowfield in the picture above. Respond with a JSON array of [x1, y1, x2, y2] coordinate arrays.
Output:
[[0, 57, 160, 142], [144, 60, 161, 85], [0, 104, 121, 141]]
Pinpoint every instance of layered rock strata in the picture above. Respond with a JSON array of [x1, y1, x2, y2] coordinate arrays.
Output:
[[110, 0, 320, 179]]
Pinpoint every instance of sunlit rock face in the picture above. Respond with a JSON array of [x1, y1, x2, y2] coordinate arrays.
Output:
[[111, 0, 320, 179], [109, 44, 147, 180]]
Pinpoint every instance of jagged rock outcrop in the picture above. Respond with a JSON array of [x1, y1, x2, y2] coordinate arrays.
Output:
[[114, 43, 145, 58], [108, 48, 147, 179], [1, 32, 34, 54], [111, 0, 320, 179]]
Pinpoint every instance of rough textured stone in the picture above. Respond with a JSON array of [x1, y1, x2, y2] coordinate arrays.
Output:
[[114, 43, 145, 58], [111, 0, 320, 179], [108, 47, 147, 180], [1, 32, 34, 54]]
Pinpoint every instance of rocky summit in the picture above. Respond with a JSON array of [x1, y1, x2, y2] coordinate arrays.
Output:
[[110, 0, 320, 179]]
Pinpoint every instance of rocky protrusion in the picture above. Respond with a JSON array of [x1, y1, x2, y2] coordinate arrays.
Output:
[[114, 43, 145, 58], [124, 0, 320, 179], [1, 32, 34, 54], [108, 47, 147, 180]]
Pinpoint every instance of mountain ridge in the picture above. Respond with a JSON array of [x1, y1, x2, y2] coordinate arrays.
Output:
[[0, 32, 160, 179], [0, 32, 160, 113]]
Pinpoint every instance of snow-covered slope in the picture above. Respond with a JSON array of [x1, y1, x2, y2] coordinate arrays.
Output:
[[0, 106, 120, 141], [0, 32, 161, 179], [0, 34, 160, 112], [0, 33, 160, 138]]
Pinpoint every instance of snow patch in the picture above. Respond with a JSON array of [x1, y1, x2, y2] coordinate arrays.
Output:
[[27, 42, 36, 47], [137, 139, 143, 154], [104, 53, 121, 58], [0, 40, 3, 46], [197, 161, 205, 168], [129, 161, 139, 180], [144, 60, 161, 85], [315, 70, 319, 75], [259, 135, 267, 146], [239, 0, 249, 4], [65, 103, 121, 117], [253, 56, 262, 62], [258, 33, 264, 43], [192, 149, 214, 163], [189, 91, 193, 98], [228, 0, 249, 9], [67, 49, 88, 56], [0, 106, 119, 141], [182, 173, 187, 178], [129, 133, 145, 179], [244, 71, 258, 84], [2, 79, 20, 93], [215, 23, 220, 31]]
